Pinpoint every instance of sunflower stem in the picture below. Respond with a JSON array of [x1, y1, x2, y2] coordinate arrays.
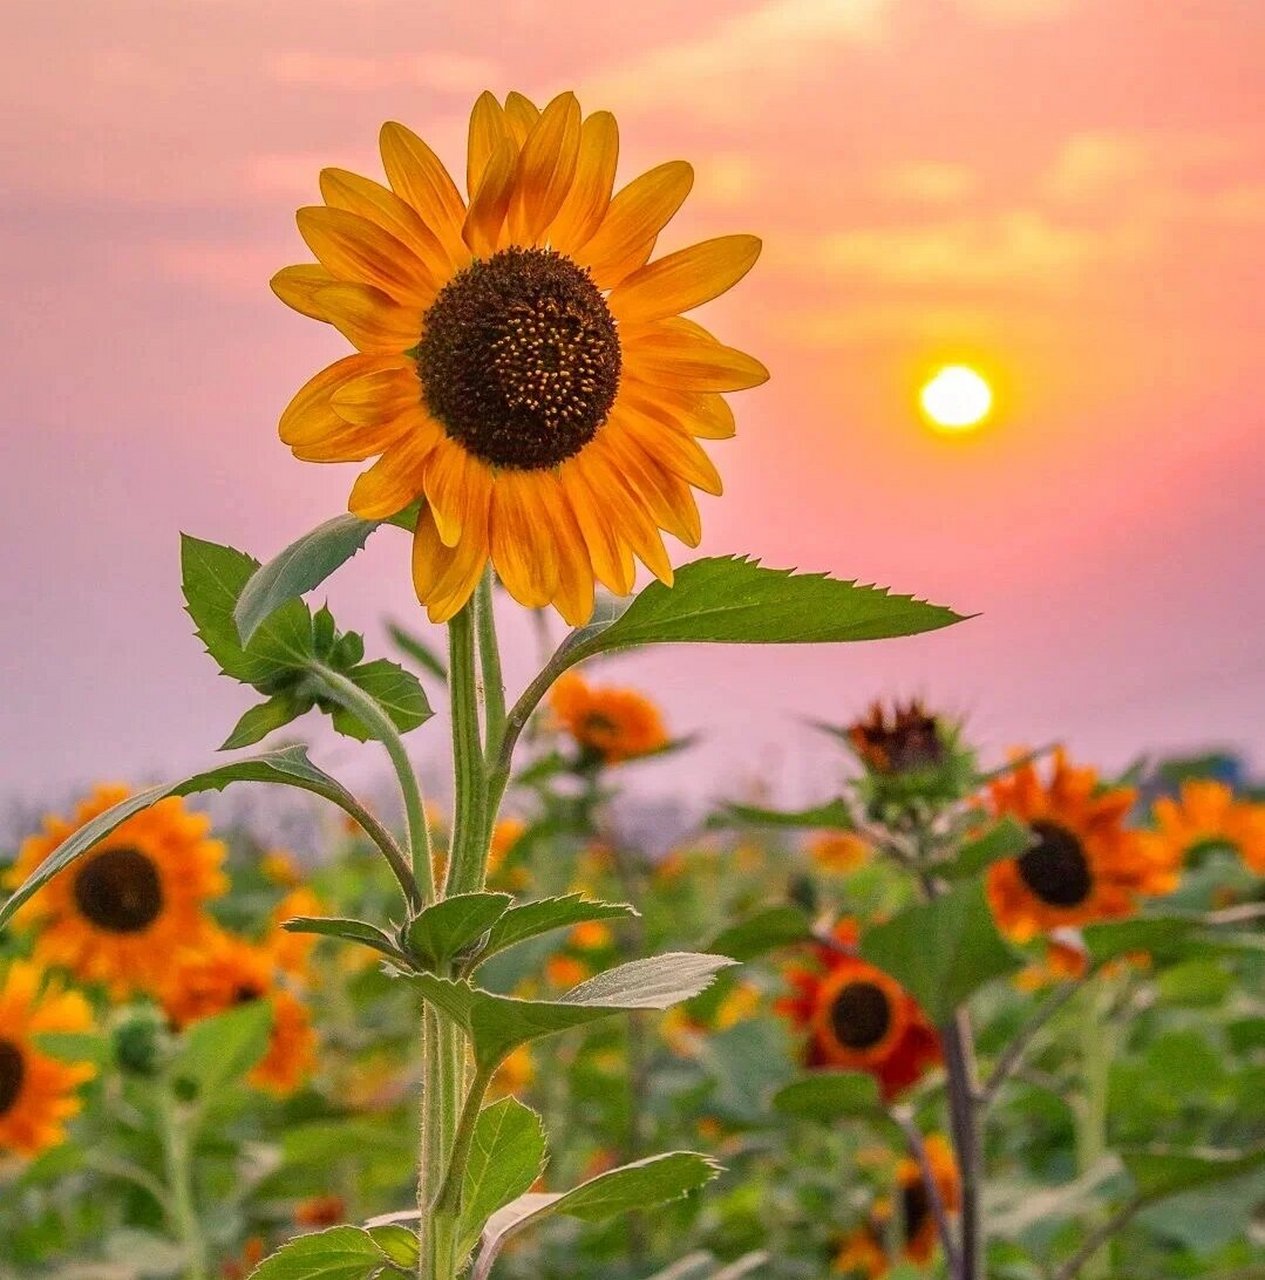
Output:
[[941, 1009, 984, 1280], [1074, 975, 1118, 1280], [445, 603, 490, 897], [157, 1088, 207, 1280], [475, 570, 507, 762]]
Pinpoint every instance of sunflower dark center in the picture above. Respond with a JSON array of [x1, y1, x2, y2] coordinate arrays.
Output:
[[416, 246, 621, 470], [0, 1039, 25, 1116], [901, 1180, 930, 1242], [830, 980, 892, 1050], [1017, 821, 1093, 907], [233, 984, 264, 1005], [72, 846, 164, 933]]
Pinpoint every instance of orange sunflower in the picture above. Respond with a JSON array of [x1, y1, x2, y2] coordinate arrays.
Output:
[[1147, 779, 1265, 876], [985, 751, 1169, 943], [0, 961, 96, 1157], [160, 929, 315, 1096], [7, 787, 227, 998], [272, 90, 766, 625], [550, 669, 669, 763], [777, 922, 941, 1101], [834, 1134, 960, 1276]]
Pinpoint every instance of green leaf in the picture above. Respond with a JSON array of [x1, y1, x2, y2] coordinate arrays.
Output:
[[170, 1002, 272, 1098], [771, 1070, 885, 1121], [323, 659, 433, 741], [246, 1225, 404, 1279], [32, 1031, 110, 1068], [221, 694, 310, 750], [282, 916, 411, 964], [181, 535, 313, 686], [707, 798, 854, 832], [365, 1226, 418, 1268], [859, 881, 1022, 1023], [407, 893, 513, 967], [413, 953, 737, 1068], [0, 746, 383, 926], [942, 817, 1032, 879], [566, 557, 966, 656], [707, 905, 813, 961], [458, 1098, 548, 1256], [1122, 1144, 1265, 1199], [387, 622, 448, 681], [1082, 914, 1204, 966], [234, 515, 380, 645], [478, 895, 638, 964]]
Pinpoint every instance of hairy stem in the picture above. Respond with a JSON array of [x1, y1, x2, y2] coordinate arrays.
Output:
[[158, 1091, 207, 1280], [475, 571, 507, 761], [942, 1009, 984, 1280], [445, 604, 489, 897]]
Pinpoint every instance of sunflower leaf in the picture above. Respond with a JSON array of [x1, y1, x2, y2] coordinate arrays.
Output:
[[234, 515, 380, 646], [170, 1002, 273, 1099], [220, 694, 312, 751], [706, 905, 813, 961], [457, 1098, 548, 1257], [1121, 1144, 1265, 1199], [245, 1224, 408, 1280], [941, 817, 1033, 879], [706, 798, 854, 832], [0, 747, 386, 927], [282, 916, 412, 964], [387, 621, 449, 681], [477, 895, 639, 965], [406, 893, 514, 968], [566, 557, 967, 655], [322, 659, 433, 742], [771, 1070, 886, 1121]]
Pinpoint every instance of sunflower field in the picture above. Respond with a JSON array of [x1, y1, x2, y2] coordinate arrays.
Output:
[[4, 87, 1265, 1280]]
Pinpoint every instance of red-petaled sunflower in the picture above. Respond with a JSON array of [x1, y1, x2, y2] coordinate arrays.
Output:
[[159, 929, 315, 1097], [550, 669, 669, 763], [7, 787, 228, 998], [1147, 779, 1265, 877], [0, 961, 96, 1157], [777, 921, 941, 1101], [985, 750, 1168, 943], [271, 90, 766, 625], [833, 1134, 960, 1276]]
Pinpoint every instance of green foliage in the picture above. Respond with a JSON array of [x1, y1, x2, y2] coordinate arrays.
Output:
[[709, 798, 853, 832], [247, 1225, 410, 1279], [707, 905, 813, 961], [859, 881, 1022, 1023], [406, 893, 513, 968], [943, 816, 1032, 878], [282, 915, 412, 964], [477, 895, 638, 963], [771, 1071, 884, 1122], [169, 1002, 273, 1100], [457, 1099, 548, 1256], [1122, 1144, 1265, 1198]]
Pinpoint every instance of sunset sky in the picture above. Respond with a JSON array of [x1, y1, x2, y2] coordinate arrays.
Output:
[[3, 0, 1263, 817]]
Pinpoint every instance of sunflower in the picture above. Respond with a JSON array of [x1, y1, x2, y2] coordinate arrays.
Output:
[[833, 1135, 960, 1276], [0, 961, 96, 1157], [777, 922, 941, 1101], [808, 831, 872, 874], [272, 90, 766, 625], [550, 669, 669, 764], [1147, 779, 1265, 876], [7, 787, 227, 998], [848, 700, 945, 775], [986, 751, 1168, 943], [159, 929, 315, 1097]]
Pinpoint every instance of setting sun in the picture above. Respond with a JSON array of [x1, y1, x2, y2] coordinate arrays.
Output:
[[920, 365, 993, 432]]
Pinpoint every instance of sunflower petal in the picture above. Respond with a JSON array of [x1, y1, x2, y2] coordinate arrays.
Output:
[[503, 91, 541, 145], [347, 419, 443, 519], [330, 365, 422, 426], [467, 91, 510, 199], [412, 504, 489, 623], [422, 439, 495, 548], [549, 111, 619, 254], [623, 318, 769, 392], [598, 414, 705, 545], [271, 264, 340, 320], [313, 282, 422, 353], [489, 471, 560, 608], [280, 355, 404, 446], [576, 161, 694, 289], [379, 121, 468, 262], [619, 380, 736, 440], [609, 234, 762, 325], [507, 91, 582, 246], [617, 406, 724, 495], [463, 138, 517, 257], [319, 168, 449, 283], [560, 456, 635, 595], [291, 405, 419, 463], [297, 206, 435, 305]]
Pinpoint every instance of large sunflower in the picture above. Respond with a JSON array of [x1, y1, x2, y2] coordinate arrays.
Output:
[[0, 961, 96, 1157], [777, 921, 941, 1101], [7, 787, 228, 998], [272, 90, 766, 625], [986, 751, 1168, 943]]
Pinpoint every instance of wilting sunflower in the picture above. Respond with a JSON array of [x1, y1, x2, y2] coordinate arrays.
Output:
[[777, 921, 941, 1101], [986, 750, 1169, 943], [550, 669, 669, 763], [272, 90, 766, 624], [8, 787, 227, 998], [160, 929, 315, 1096], [1147, 779, 1265, 876], [0, 961, 96, 1157], [833, 1134, 960, 1277]]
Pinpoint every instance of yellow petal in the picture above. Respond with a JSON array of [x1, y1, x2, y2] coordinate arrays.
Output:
[[280, 354, 392, 444], [575, 161, 693, 289], [618, 380, 736, 440], [609, 234, 762, 325], [547, 493, 597, 626], [412, 504, 488, 623], [422, 438, 495, 548], [330, 365, 422, 426], [467, 91, 510, 199], [489, 471, 560, 609], [503, 91, 541, 145], [548, 111, 619, 255], [347, 419, 443, 519], [507, 91, 582, 246], [598, 416, 704, 544], [379, 121, 468, 263], [617, 405, 724, 495], [560, 457, 635, 595], [297, 206, 434, 305], [271, 263, 340, 320], [623, 318, 769, 393], [463, 138, 517, 257], [319, 168, 449, 283], [291, 406, 418, 463], [314, 282, 422, 353]]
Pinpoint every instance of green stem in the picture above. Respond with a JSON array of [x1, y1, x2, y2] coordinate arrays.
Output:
[[430, 1061, 496, 1278], [308, 661, 431, 906], [1076, 978, 1117, 1280], [158, 1091, 207, 1280], [445, 604, 489, 897], [475, 571, 507, 761]]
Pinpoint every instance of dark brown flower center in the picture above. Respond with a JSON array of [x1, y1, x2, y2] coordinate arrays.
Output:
[[72, 846, 164, 933], [417, 247, 621, 470], [1017, 820, 1093, 908], [0, 1039, 25, 1116], [901, 1180, 930, 1242], [830, 980, 892, 1050], [849, 702, 944, 775]]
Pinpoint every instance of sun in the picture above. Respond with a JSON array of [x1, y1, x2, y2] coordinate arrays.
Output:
[[919, 365, 993, 432]]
